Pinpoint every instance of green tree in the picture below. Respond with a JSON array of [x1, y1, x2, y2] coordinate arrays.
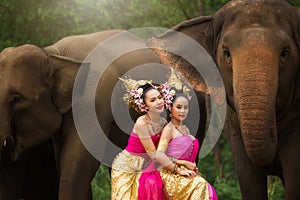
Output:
[[0, 0, 230, 50]]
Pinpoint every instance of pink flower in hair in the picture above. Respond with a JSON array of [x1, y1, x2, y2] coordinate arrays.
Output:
[[161, 82, 176, 110]]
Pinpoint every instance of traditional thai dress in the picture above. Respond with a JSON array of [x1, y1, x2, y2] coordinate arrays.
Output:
[[159, 135, 218, 200], [111, 131, 165, 200]]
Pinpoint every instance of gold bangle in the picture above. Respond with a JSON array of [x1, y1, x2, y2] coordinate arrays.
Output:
[[169, 156, 175, 162], [172, 164, 176, 174], [172, 164, 178, 174]]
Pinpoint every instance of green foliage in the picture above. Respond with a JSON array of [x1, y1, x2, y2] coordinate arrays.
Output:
[[290, 0, 300, 7], [268, 176, 284, 200], [214, 178, 242, 200], [0, 0, 228, 50], [198, 135, 242, 200], [92, 165, 111, 200], [1, 0, 299, 50], [204, 0, 229, 15]]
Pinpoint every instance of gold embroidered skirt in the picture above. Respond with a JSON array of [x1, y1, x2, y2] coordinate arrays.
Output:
[[111, 150, 149, 200], [159, 168, 210, 200], [112, 150, 210, 200]]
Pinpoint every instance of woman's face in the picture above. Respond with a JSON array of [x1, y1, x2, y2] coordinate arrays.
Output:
[[144, 88, 164, 113], [170, 96, 189, 121]]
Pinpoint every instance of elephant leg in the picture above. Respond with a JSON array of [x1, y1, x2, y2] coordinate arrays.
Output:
[[52, 134, 63, 177], [227, 132, 268, 200], [22, 141, 59, 200], [0, 141, 58, 200], [58, 123, 100, 200], [279, 130, 300, 200], [0, 161, 24, 200]]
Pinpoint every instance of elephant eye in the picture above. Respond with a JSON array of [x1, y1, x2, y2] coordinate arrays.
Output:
[[9, 94, 24, 108], [223, 48, 232, 65], [280, 48, 289, 65]]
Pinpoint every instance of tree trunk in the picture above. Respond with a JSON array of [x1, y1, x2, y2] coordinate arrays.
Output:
[[198, 0, 205, 16]]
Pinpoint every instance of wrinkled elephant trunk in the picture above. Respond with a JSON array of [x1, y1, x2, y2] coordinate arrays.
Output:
[[233, 49, 278, 166]]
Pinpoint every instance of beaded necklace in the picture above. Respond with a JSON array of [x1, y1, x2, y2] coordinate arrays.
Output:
[[170, 120, 188, 135], [147, 114, 164, 134]]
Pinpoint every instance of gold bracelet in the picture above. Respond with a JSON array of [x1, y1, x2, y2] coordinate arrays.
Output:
[[172, 164, 178, 174], [173, 164, 178, 174], [169, 156, 175, 162]]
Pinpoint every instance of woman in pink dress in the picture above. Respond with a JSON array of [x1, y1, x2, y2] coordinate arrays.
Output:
[[111, 77, 196, 200], [157, 68, 218, 200]]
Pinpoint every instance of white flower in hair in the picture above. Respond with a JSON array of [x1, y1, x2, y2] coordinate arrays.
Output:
[[137, 88, 143, 94], [119, 76, 154, 113], [170, 89, 176, 95]]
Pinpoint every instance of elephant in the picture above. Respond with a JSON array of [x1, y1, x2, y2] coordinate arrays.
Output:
[[0, 140, 59, 200], [147, 0, 300, 199], [0, 29, 157, 199], [0, 29, 208, 199]]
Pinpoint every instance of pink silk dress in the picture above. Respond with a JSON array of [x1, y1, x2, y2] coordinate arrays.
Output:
[[111, 132, 164, 200], [160, 135, 218, 200]]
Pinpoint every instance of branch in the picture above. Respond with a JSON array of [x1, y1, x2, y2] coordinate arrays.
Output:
[[175, 0, 191, 20], [190, 0, 199, 17], [198, 0, 205, 16], [163, 16, 177, 27]]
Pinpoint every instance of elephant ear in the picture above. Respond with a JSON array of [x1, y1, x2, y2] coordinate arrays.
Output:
[[147, 16, 225, 105], [45, 54, 90, 113]]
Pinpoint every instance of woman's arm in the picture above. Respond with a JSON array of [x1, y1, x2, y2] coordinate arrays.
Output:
[[158, 124, 197, 172], [134, 118, 195, 176], [134, 119, 173, 167], [156, 124, 197, 176]]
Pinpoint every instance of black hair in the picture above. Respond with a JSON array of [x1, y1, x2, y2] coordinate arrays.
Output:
[[166, 89, 189, 122], [140, 83, 161, 102], [128, 83, 161, 115]]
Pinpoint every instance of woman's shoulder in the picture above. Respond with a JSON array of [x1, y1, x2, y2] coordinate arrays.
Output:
[[133, 115, 152, 137], [135, 115, 149, 127], [162, 123, 173, 134]]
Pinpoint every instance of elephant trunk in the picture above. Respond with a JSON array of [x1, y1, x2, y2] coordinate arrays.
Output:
[[233, 49, 278, 166], [0, 110, 14, 163]]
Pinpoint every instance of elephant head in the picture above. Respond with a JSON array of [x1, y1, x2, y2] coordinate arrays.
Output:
[[147, 0, 300, 166], [0, 44, 86, 162]]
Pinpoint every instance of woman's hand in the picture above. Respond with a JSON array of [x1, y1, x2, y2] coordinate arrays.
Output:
[[177, 168, 197, 178], [177, 160, 198, 172]]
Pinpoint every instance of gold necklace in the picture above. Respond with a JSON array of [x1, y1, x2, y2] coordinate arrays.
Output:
[[171, 120, 187, 135], [148, 114, 163, 134]]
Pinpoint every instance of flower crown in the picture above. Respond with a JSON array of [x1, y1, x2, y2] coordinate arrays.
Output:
[[119, 76, 158, 113], [161, 68, 191, 110]]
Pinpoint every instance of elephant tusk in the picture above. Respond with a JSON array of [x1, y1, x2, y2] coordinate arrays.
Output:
[[3, 139, 6, 147]]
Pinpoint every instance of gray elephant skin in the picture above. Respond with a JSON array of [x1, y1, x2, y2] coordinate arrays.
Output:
[[0, 30, 159, 199], [147, 0, 300, 199], [0, 29, 207, 199]]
